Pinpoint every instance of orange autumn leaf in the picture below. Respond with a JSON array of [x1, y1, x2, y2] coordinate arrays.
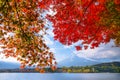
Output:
[[0, 0, 120, 73], [0, 0, 55, 72], [75, 46, 82, 51], [51, 66, 57, 71], [114, 0, 120, 5], [20, 65, 25, 69]]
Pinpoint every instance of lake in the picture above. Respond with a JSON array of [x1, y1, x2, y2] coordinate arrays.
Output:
[[0, 73, 120, 80]]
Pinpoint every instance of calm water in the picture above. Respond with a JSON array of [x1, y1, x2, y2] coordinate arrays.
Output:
[[0, 73, 120, 80]]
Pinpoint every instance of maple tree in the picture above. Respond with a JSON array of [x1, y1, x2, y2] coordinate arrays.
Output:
[[0, 0, 120, 72], [99, 0, 120, 46], [0, 0, 56, 72], [46, 0, 120, 50]]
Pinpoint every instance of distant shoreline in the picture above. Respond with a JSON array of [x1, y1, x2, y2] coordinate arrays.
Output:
[[0, 62, 120, 73], [0, 69, 119, 73]]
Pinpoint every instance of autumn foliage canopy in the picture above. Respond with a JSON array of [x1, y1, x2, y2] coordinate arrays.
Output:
[[47, 0, 120, 50], [0, 0, 120, 71]]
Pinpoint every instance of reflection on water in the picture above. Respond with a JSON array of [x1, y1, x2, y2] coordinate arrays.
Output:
[[0, 73, 120, 80]]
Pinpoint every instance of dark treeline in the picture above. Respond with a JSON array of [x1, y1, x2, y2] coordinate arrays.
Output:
[[0, 62, 120, 73], [60, 62, 120, 73]]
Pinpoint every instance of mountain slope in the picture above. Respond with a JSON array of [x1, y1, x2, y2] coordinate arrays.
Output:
[[58, 55, 100, 67], [0, 61, 20, 69], [93, 62, 120, 67]]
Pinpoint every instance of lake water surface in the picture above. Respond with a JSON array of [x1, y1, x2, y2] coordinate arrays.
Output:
[[0, 73, 120, 80]]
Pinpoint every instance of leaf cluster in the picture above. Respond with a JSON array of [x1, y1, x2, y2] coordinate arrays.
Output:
[[0, 0, 56, 72]]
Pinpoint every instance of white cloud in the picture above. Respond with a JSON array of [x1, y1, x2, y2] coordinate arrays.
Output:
[[44, 35, 54, 45], [50, 48, 56, 53], [63, 40, 83, 49], [0, 43, 18, 63], [47, 6, 57, 16], [54, 53, 69, 62], [64, 45, 73, 49], [46, 28, 54, 37], [0, 54, 18, 63], [73, 40, 120, 61]]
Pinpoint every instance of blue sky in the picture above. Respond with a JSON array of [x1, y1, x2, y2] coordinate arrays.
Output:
[[0, 12, 120, 64], [44, 25, 120, 63], [0, 22, 120, 64]]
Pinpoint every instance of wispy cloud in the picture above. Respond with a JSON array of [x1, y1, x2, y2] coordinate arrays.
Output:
[[0, 54, 19, 63], [73, 40, 120, 61], [44, 35, 54, 45], [50, 48, 56, 53]]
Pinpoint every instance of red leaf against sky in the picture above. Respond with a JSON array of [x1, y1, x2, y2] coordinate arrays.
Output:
[[75, 46, 82, 50], [46, 0, 112, 50]]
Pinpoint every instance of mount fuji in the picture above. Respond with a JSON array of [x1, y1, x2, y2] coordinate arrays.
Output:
[[58, 55, 101, 67], [0, 61, 20, 69]]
